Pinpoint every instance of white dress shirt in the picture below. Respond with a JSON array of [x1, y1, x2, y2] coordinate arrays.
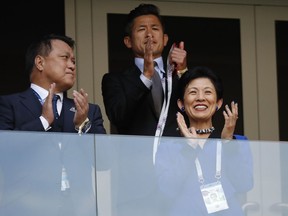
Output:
[[31, 83, 63, 131]]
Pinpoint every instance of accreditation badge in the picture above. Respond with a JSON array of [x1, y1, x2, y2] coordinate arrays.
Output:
[[200, 181, 229, 214]]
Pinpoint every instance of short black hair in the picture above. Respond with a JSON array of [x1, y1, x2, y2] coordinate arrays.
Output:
[[25, 33, 75, 75], [178, 66, 224, 101], [124, 3, 165, 36]]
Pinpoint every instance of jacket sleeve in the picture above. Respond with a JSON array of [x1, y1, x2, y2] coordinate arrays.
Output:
[[88, 103, 106, 134], [0, 95, 44, 131], [223, 137, 254, 192], [101, 70, 150, 128]]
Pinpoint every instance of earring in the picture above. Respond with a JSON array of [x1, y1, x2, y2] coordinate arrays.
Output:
[[216, 106, 218, 111], [181, 107, 185, 112]]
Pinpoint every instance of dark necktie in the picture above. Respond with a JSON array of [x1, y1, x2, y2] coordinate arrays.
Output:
[[151, 63, 163, 117], [52, 94, 60, 120]]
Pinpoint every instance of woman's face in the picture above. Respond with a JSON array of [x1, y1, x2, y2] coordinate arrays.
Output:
[[180, 77, 222, 122]]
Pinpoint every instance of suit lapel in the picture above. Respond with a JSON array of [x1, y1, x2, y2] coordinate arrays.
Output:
[[19, 88, 42, 117], [135, 65, 161, 118], [62, 98, 76, 132], [126, 65, 159, 118]]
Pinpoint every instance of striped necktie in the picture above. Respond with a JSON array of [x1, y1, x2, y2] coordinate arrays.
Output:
[[52, 94, 60, 120], [151, 62, 163, 117]]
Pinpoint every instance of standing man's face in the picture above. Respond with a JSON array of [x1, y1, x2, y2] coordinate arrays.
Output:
[[124, 15, 168, 59]]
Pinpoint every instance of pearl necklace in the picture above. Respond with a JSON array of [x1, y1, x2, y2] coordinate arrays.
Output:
[[189, 126, 215, 134]]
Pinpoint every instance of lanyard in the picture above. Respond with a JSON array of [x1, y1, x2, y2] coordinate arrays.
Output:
[[32, 89, 45, 105], [32, 89, 62, 114], [195, 141, 222, 184], [153, 45, 174, 164]]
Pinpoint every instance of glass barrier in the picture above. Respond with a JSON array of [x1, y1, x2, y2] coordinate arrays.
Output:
[[0, 130, 287, 216], [0, 131, 96, 216]]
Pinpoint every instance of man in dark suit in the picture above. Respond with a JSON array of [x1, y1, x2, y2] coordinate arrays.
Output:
[[0, 34, 106, 134], [0, 34, 106, 215], [101, 3, 187, 137], [101, 4, 188, 216]]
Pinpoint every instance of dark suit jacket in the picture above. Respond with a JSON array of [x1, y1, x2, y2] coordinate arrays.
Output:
[[101, 64, 179, 136], [0, 88, 106, 134], [154, 131, 253, 216]]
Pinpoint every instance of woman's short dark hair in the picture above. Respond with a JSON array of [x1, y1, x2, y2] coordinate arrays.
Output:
[[177, 66, 223, 101]]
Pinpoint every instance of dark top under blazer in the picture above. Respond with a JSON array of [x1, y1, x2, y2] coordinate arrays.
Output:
[[102, 64, 179, 136], [0, 88, 106, 134], [155, 130, 253, 216]]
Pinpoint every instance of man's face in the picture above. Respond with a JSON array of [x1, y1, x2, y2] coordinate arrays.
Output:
[[124, 15, 168, 59], [41, 39, 76, 92]]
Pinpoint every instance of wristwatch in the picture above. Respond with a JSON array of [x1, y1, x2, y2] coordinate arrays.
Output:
[[75, 118, 91, 134], [177, 67, 188, 78]]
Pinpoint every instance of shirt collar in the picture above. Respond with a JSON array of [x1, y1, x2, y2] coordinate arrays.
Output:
[[134, 57, 165, 73], [31, 83, 63, 102]]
